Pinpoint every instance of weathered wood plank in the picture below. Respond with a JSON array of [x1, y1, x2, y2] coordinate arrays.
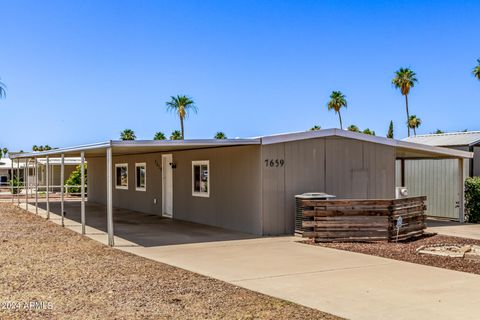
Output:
[[301, 196, 426, 242]]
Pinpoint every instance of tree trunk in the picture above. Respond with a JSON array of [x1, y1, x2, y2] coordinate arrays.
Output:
[[338, 111, 343, 130], [413, 127, 416, 136], [405, 94, 410, 137], [180, 117, 185, 140]]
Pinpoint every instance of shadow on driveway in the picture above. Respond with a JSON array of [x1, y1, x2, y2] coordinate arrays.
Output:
[[34, 200, 258, 247]]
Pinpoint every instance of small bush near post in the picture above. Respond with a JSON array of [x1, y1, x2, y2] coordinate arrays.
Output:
[[65, 164, 87, 194], [9, 177, 23, 194], [465, 177, 480, 223]]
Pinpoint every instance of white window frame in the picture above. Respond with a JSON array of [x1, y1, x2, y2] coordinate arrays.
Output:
[[115, 163, 129, 190], [192, 160, 210, 198], [135, 162, 147, 192]]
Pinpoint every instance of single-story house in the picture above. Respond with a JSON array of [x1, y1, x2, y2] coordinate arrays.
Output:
[[402, 131, 480, 220], [10, 129, 472, 245]]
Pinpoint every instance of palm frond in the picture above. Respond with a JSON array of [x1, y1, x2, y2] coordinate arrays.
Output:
[[392, 68, 418, 95], [0, 79, 7, 99]]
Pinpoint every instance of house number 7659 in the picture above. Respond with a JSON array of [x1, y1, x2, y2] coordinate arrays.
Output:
[[265, 159, 284, 167]]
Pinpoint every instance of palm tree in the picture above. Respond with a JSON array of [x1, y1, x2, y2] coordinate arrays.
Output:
[[310, 125, 321, 131], [170, 130, 182, 140], [327, 91, 347, 129], [32, 145, 38, 151], [407, 115, 422, 136], [347, 124, 360, 132], [473, 59, 480, 80], [44, 145, 52, 150], [166, 95, 197, 139], [392, 68, 418, 137], [434, 129, 444, 134], [0, 78, 6, 99], [120, 129, 136, 141], [2, 148, 8, 157], [214, 132, 227, 139], [387, 120, 394, 138], [153, 132, 166, 140]]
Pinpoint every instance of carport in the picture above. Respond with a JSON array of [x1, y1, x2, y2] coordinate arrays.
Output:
[[9, 139, 259, 246]]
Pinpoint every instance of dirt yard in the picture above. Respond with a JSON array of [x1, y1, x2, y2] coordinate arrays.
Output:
[[308, 234, 480, 275], [0, 203, 340, 320]]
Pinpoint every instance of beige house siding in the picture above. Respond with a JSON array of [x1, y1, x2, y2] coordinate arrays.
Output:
[[474, 146, 480, 176], [261, 137, 396, 235]]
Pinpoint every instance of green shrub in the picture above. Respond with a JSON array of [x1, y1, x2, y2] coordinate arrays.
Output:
[[65, 164, 87, 194], [465, 177, 480, 223], [10, 176, 23, 194]]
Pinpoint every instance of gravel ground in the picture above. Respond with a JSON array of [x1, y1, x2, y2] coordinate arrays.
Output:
[[0, 204, 340, 320], [306, 234, 480, 275]]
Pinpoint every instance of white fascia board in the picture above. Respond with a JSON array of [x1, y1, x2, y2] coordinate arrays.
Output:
[[260, 128, 472, 159], [111, 139, 261, 147], [10, 141, 112, 159]]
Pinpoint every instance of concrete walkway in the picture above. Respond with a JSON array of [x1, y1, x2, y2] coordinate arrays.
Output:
[[427, 219, 480, 240], [16, 202, 480, 320]]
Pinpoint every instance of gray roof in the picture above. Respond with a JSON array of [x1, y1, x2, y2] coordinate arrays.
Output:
[[403, 131, 480, 147], [9, 129, 472, 160]]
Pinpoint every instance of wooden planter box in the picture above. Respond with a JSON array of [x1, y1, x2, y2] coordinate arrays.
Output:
[[300, 196, 427, 242]]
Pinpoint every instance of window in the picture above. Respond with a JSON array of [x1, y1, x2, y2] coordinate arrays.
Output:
[[135, 163, 146, 191], [192, 160, 209, 197], [115, 163, 128, 190]]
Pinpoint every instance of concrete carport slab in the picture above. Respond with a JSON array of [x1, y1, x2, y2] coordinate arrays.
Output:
[[19, 201, 480, 320], [29, 200, 256, 247]]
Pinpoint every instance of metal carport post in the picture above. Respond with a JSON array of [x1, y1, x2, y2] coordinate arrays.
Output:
[[16, 159, 20, 206], [106, 147, 114, 246], [60, 154, 65, 227], [35, 157, 38, 215], [81, 151, 86, 235], [25, 158, 29, 210], [10, 158, 14, 203], [46, 156, 50, 220]]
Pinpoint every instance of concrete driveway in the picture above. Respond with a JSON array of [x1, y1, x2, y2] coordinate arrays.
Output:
[[19, 201, 480, 320], [427, 219, 480, 240]]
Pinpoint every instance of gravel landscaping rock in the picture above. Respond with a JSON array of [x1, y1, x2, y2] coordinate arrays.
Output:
[[305, 233, 480, 275], [0, 203, 340, 320]]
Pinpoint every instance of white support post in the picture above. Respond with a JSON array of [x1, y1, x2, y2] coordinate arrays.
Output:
[[35, 158, 38, 215], [61, 154, 65, 227], [459, 158, 465, 223], [81, 151, 86, 235], [16, 159, 20, 206], [46, 156, 50, 220], [106, 147, 114, 246], [25, 158, 29, 210], [10, 158, 14, 203]]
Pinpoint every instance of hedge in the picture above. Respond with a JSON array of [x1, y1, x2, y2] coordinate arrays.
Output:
[[465, 177, 480, 223]]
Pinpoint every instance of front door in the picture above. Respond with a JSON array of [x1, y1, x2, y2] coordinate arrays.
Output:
[[162, 154, 173, 218]]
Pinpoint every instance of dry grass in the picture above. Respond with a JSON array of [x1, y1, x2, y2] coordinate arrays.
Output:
[[0, 203, 340, 320], [307, 234, 480, 275]]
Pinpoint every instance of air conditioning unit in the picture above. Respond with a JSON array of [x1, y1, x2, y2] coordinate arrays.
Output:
[[395, 187, 408, 199]]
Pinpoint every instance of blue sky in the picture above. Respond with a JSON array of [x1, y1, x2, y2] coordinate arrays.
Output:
[[1, 0, 479, 151]]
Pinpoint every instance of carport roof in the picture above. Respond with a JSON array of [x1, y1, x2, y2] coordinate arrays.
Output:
[[9, 129, 473, 160], [403, 131, 480, 147]]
